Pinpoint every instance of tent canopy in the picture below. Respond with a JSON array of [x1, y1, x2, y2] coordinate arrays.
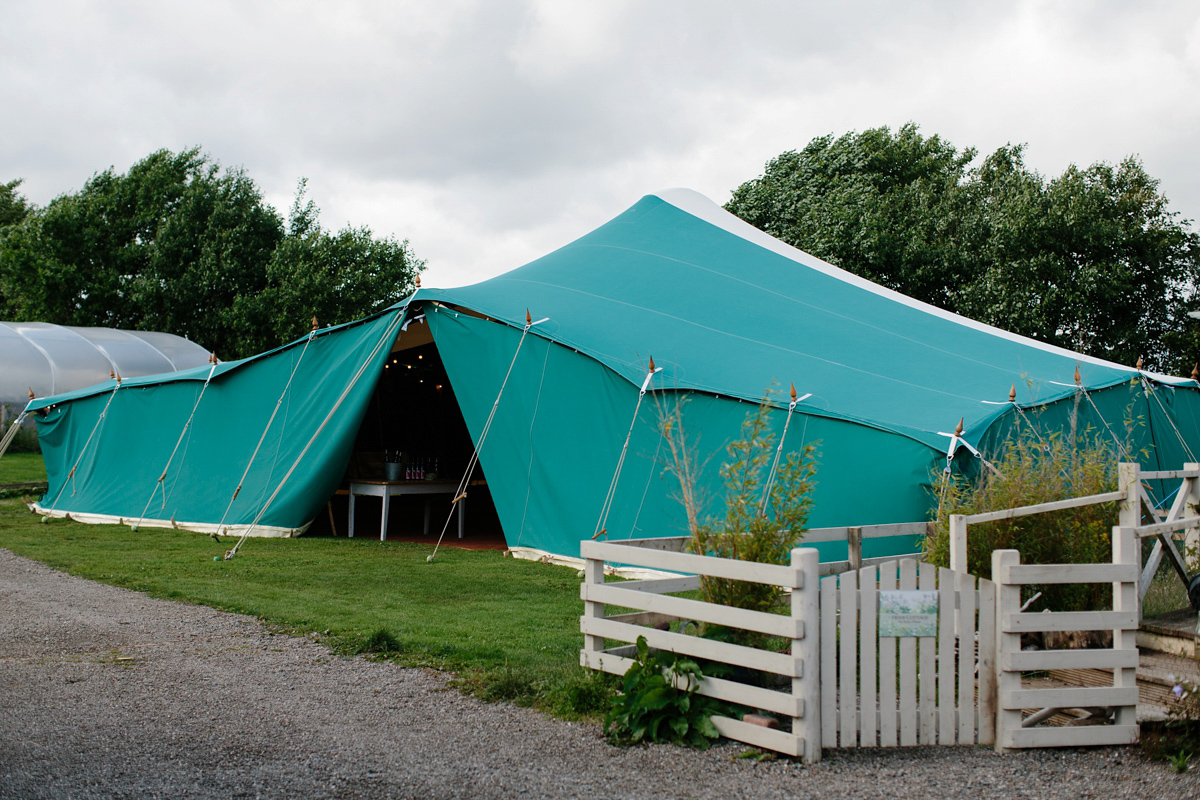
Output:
[[25, 190, 1200, 559]]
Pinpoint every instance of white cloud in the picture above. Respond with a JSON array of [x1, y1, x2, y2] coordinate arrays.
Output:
[[3, 0, 1199, 286]]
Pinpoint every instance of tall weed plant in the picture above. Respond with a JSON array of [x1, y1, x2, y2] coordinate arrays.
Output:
[[661, 393, 817, 617], [925, 416, 1126, 612]]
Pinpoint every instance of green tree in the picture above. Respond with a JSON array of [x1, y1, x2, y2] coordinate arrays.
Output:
[[237, 181, 422, 354], [726, 125, 1200, 373], [0, 179, 31, 227], [0, 149, 423, 360]]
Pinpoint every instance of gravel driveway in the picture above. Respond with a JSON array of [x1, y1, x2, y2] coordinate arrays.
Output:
[[1, 548, 1196, 799]]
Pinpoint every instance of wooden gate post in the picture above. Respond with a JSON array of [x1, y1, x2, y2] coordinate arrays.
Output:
[[992, 548, 1021, 754], [949, 515, 967, 573], [582, 551, 605, 658], [1118, 462, 1141, 530], [791, 546, 822, 763], [1113, 525, 1138, 731], [1185, 463, 1200, 564], [1120, 462, 1150, 617]]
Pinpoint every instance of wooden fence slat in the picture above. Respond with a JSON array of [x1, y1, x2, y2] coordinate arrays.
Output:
[[617, 575, 702, 593], [818, 554, 921, 577], [937, 568, 956, 744], [956, 571, 976, 744], [962, 490, 1125, 525], [998, 563, 1139, 585], [580, 618, 800, 676], [839, 569, 858, 747], [804, 521, 929, 543], [1002, 610, 1137, 633], [898, 560, 918, 746], [583, 582, 803, 639], [1002, 686, 1139, 709], [1133, 515, 1200, 539], [613, 536, 688, 550], [580, 650, 804, 717], [918, 564, 936, 744], [1001, 648, 1140, 671], [711, 716, 805, 757], [878, 561, 898, 747], [1005, 724, 1139, 749], [859, 564, 878, 748], [976, 579, 996, 746], [820, 575, 838, 749], [582, 541, 803, 587], [1140, 468, 1200, 480]]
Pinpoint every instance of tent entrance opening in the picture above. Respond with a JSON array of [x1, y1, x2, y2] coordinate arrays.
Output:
[[312, 341, 505, 548]]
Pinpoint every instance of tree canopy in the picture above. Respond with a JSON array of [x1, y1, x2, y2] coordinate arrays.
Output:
[[726, 124, 1200, 374], [0, 179, 31, 227], [0, 149, 423, 360]]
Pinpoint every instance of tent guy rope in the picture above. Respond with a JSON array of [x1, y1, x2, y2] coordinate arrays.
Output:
[[131, 354, 219, 531], [224, 312, 406, 558], [428, 309, 547, 563], [215, 319, 320, 537], [42, 374, 123, 520], [592, 356, 662, 541], [759, 383, 811, 515]]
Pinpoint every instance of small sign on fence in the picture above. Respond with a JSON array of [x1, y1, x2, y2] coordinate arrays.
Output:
[[878, 590, 938, 637]]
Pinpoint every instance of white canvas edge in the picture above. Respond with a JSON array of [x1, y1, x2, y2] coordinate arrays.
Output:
[[28, 503, 305, 538]]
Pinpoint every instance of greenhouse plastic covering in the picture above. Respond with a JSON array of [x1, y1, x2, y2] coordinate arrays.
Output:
[[0, 322, 211, 405]]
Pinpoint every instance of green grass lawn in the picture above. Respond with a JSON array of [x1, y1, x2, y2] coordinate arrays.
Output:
[[0, 453, 45, 485], [0, 495, 612, 717]]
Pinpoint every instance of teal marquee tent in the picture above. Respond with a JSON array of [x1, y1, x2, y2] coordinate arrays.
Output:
[[22, 189, 1200, 560]]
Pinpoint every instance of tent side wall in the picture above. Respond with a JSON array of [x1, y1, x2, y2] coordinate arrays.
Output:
[[428, 307, 940, 560], [34, 310, 404, 533]]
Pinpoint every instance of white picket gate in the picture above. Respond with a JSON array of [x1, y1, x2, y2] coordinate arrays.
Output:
[[819, 560, 996, 748], [991, 525, 1141, 751]]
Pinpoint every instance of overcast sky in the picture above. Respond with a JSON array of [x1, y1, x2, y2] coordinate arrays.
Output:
[[3, 1, 1199, 288]]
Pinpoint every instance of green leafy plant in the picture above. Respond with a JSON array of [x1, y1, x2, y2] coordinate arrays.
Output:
[[661, 393, 817, 619], [925, 417, 1124, 613], [1145, 674, 1200, 766], [604, 636, 722, 749]]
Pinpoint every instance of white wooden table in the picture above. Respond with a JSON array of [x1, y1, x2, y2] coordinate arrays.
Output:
[[347, 480, 464, 541]]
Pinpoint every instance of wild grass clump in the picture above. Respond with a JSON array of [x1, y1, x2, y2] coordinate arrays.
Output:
[[356, 627, 403, 658], [455, 663, 616, 719], [661, 392, 817, 624], [924, 420, 1120, 612]]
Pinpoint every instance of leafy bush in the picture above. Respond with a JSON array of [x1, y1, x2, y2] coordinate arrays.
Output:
[[661, 393, 817, 618], [604, 636, 722, 749], [924, 419, 1121, 612]]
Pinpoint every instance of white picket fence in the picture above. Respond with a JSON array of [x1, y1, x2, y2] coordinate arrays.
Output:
[[819, 561, 996, 748], [579, 537, 822, 761], [581, 524, 1150, 759]]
